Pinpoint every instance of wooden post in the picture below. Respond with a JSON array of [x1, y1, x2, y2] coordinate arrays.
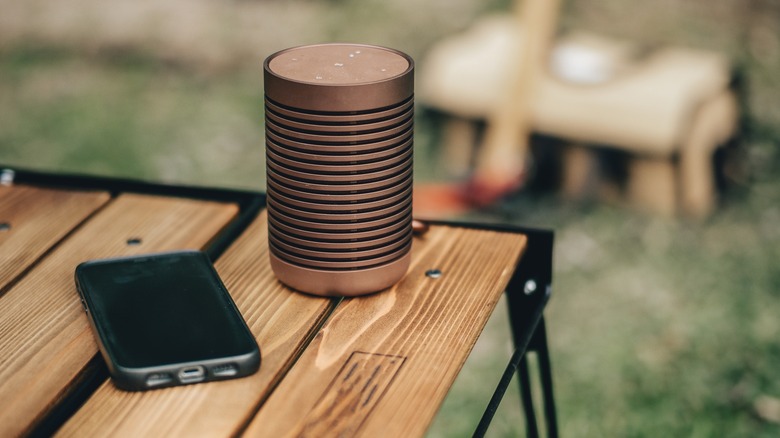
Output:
[[469, 0, 561, 204]]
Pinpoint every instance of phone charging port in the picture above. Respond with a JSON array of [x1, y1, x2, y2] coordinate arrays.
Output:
[[178, 366, 206, 384]]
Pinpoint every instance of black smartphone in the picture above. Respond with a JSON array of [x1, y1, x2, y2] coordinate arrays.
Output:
[[75, 250, 260, 391]]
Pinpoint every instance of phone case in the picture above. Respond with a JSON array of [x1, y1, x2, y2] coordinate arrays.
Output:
[[75, 250, 261, 391]]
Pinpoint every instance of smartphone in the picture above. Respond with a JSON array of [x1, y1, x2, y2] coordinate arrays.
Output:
[[75, 250, 260, 391]]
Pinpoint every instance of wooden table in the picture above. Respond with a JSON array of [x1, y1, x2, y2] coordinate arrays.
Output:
[[0, 168, 556, 437]]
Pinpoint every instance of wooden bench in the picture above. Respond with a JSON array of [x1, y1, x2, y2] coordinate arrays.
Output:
[[421, 15, 740, 218], [0, 168, 556, 437]]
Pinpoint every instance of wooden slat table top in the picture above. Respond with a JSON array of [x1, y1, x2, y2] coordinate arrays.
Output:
[[0, 182, 530, 437], [247, 224, 526, 438], [0, 188, 239, 437], [0, 185, 110, 289], [58, 211, 336, 437]]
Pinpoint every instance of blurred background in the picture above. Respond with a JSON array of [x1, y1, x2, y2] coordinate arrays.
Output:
[[1, 0, 779, 436]]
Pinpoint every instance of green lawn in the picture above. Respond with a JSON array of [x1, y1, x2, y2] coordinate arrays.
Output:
[[0, 47, 266, 190]]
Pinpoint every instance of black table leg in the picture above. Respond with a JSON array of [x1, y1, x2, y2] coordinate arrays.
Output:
[[474, 228, 558, 437]]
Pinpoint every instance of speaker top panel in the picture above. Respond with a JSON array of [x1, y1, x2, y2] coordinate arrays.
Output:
[[264, 43, 414, 113], [268, 44, 409, 85]]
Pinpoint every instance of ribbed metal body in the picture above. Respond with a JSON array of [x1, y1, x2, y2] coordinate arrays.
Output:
[[263, 44, 414, 296]]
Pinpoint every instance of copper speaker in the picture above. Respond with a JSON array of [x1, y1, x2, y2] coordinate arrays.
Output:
[[263, 43, 414, 296]]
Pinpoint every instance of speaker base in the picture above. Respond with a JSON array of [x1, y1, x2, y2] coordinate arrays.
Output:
[[269, 252, 411, 297]]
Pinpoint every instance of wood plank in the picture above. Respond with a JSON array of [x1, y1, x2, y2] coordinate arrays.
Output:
[[298, 352, 406, 437], [0, 194, 238, 437], [0, 185, 110, 291], [58, 210, 335, 437], [245, 226, 527, 437]]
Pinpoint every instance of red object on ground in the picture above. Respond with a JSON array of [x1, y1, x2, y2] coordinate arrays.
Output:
[[413, 172, 525, 218]]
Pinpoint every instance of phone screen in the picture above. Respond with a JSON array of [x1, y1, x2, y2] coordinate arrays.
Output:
[[77, 251, 258, 370]]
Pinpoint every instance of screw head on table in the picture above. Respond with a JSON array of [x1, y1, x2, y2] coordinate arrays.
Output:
[[0, 169, 14, 186], [523, 279, 537, 295], [412, 219, 430, 235], [425, 269, 442, 279]]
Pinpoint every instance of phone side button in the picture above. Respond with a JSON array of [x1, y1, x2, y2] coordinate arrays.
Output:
[[80, 299, 88, 313]]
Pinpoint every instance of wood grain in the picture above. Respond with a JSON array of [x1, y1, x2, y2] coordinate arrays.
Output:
[[245, 226, 527, 437], [0, 185, 110, 291], [298, 352, 406, 437], [0, 194, 238, 437], [58, 210, 335, 437]]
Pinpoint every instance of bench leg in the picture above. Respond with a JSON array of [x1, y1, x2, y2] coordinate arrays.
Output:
[[560, 143, 599, 200], [679, 90, 738, 218], [626, 90, 738, 218], [440, 117, 478, 178], [626, 156, 678, 217]]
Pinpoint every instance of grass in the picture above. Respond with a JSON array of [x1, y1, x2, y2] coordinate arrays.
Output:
[[528, 193, 780, 437], [429, 162, 780, 436], [2, 0, 780, 436], [0, 46, 266, 189]]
